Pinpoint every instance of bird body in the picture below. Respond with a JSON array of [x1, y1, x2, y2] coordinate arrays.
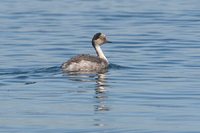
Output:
[[62, 54, 108, 72], [62, 33, 111, 73]]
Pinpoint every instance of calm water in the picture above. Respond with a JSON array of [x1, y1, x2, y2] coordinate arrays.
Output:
[[1, 0, 200, 132]]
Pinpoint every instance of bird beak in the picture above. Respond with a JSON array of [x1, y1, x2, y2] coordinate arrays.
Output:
[[106, 41, 112, 43]]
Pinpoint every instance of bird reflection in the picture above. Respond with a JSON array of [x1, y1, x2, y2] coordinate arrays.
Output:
[[64, 72, 110, 112], [63, 71, 110, 127], [93, 73, 110, 128], [94, 73, 110, 112]]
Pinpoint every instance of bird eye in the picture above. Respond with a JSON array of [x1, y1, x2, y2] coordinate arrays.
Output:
[[99, 36, 105, 40]]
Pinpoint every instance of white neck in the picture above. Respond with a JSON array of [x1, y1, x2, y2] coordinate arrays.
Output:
[[94, 45, 108, 63]]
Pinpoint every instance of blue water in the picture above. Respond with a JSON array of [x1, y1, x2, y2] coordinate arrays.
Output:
[[1, 0, 200, 132]]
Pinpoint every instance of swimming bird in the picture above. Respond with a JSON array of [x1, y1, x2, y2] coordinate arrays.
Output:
[[62, 33, 112, 73]]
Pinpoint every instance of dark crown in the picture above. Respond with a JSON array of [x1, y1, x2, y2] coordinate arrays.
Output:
[[92, 33, 102, 41]]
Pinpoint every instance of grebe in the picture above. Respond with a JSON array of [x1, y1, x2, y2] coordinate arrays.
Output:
[[62, 33, 112, 73]]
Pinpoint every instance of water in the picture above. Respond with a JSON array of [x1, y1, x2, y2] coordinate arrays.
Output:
[[1, 0, 200, 132]]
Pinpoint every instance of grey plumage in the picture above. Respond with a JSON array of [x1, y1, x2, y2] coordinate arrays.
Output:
[[62, 33, 111, 73], [62, 54, 108, 72]]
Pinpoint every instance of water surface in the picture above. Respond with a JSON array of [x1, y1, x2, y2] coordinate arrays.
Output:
[[0, 0, 200, 132]]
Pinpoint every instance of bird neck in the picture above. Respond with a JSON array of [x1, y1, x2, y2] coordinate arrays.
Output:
[[94, 44, 108, 63]]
